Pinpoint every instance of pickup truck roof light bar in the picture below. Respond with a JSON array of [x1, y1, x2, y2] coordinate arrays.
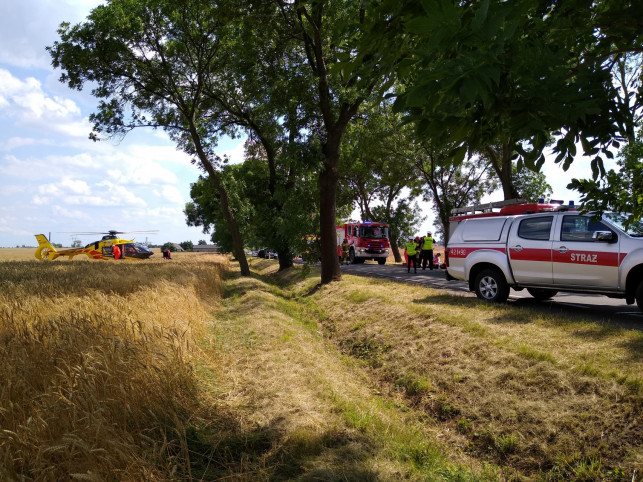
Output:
[[449, 198, 578, 221]]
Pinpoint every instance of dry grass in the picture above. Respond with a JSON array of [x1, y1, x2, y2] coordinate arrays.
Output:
[[199, 258, 473, 480], [310, 274, 643, 480], [0, 251, 226, 480], [237, 259, 642, 481], [2, 248, 641, 480]]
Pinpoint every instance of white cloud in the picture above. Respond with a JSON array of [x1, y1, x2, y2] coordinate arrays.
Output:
[[106, 157, 179, 186], [219, 141, 246, 165], [158, 185, 185, 204], [0, 137, 37, 151], [0, 69, 90, 137], [0, 0, 102, 70], [51, 205, 92, 220], [94, 180, 147, 206], [0, 184, 27, 197], [60, 177, 91, 195], [33, 177, 146, 208]]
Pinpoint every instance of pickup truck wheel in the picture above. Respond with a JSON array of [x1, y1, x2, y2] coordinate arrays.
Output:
[[527, 288, 559, 301], [474, 269, 509, 303], [377, 258, 386, 265], [635, 281, 643, 312]]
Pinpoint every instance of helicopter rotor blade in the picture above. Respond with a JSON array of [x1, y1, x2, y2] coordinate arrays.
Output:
[[57, 230, 159, 235]]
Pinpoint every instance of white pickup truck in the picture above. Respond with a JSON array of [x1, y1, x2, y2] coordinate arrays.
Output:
[[445, 209, 643, 311]]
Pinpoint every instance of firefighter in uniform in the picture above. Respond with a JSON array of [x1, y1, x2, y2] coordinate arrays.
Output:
[[405, 236, 418, 273], [420, 231, 434, 270], [341, 238, 350, 265]]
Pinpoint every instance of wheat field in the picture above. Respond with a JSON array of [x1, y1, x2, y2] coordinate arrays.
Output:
[[0, 249, 226, 479]]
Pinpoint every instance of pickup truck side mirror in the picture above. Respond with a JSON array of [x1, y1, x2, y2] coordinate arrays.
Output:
[[592, 231, 614, 242]]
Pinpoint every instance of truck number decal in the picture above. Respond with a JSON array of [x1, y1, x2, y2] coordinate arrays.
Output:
[[449, 247, 506, 258]]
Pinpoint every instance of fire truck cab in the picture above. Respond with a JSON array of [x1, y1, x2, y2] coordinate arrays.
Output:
[[337, 221, 390, 264]]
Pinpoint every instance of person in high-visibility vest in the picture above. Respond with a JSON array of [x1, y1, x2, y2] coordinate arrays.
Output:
[[112, 244, 121, 260], [405, 236, 418, 273], [420, 231, 434, 270]]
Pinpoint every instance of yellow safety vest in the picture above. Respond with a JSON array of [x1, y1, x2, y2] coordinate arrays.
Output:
[[405, 242, 417, 256], [423, 236, 433, 250]]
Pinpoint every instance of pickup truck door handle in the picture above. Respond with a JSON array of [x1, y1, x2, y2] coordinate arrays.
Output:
[[557, 246, 568, 254], [512, 245, 523, 252]]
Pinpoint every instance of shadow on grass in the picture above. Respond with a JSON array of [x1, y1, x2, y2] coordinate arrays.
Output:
[[412, 293, 483, 308], [245, 259, 322, 294], [186, 416, 377, 481], [412, 293, 643, 366]]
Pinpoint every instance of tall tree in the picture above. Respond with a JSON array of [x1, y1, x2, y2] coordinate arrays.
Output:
[[358, 0, 642, 209], [185, 164, 255, 254], [569, 124, 643, 227], [48, 0, 251, 275], [417, 143, 498, 241], [511, 163, 553, 203], [341, 104, 423, 261], [272, 1, 392, 284]]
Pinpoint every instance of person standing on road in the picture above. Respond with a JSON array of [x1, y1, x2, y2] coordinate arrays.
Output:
[[341, 238, 350, 265], [405, 236, 418, 273], [420, 231, 434, 270]]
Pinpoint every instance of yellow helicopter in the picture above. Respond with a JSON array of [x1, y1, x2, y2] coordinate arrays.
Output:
[[34, 231, 157, 261]]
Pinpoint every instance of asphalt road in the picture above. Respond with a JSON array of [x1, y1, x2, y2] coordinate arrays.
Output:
[[339, 261, 643, 326]]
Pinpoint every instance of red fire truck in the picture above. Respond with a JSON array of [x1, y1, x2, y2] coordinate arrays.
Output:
[[336, 221, 390, 264]]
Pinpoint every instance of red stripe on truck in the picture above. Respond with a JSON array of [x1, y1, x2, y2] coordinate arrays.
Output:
[[509, 248, 552, 262]]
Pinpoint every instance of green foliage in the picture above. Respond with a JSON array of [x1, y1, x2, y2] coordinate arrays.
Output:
[[179, 241, 193, 252], [397, 1, 638, 169], [569, 127, 643, 226], [360, 0, 642, 213], [511, 163, 552, 202], [185, 166, 253, 254], [417, 142, 498, 242], [161, 242, 175, 252], [340, 103, 425, 257]]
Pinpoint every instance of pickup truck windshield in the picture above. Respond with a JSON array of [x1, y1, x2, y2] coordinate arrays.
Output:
[[603, 213, 643, 237], [360, 226, 388, 238]]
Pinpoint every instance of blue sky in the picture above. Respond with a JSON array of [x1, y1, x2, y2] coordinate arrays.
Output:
[[0, 0, 601, 248], [0, 0, 245, 248]]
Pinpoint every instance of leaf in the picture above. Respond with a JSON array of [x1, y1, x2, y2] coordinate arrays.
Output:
[[459, 77, 479, 104], [590, 156, 603, 179], [405, 17, 435, 35], [472, 0, 490, 31]]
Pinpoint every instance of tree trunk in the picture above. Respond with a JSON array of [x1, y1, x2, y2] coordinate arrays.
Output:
[[277, 249, 294, 271], [486, 142, 520, 200], [319, 155, 341, 284], [205, 168, 250, 276], [188, 123, 250, 276], [391, 239, 402, 262]]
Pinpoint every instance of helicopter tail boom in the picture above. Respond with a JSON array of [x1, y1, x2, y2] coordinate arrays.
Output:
[[34, 234, 60, 261]]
